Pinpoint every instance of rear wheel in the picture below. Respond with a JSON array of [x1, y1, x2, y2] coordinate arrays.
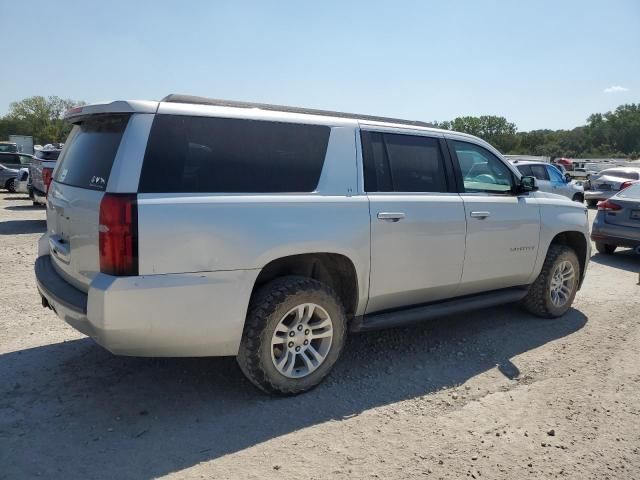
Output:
[[596, 242, 617, 255], [5, 179, 16, 193], [237, 276, 346, 395], [522, 245, 580, 318]]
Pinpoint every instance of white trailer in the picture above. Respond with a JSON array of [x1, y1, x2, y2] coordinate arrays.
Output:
[[9, 135, 34, 155]]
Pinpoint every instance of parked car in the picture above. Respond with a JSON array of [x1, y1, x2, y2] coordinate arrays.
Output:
[[15, 167, 30, 194], [0, 163, 19, 192], [0, 141, 18, 153], [29, 146, 62, 205], [591, 182, 640, 254], [35, 96, 591, 395], [584, 168, 640, 207], [0, 152, 33, 170], [512, 160, 584, 202]]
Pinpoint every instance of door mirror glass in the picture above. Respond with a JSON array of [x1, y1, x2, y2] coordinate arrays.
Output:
[[519, 175, 538, 192]]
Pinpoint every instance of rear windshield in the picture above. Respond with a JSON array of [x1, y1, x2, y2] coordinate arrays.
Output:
[[618, 183, 640, 198], [35, 150, 61, 161], [139, 115, 330, 193], [54, 115, 130, 190], [600, 170, 640, 180]]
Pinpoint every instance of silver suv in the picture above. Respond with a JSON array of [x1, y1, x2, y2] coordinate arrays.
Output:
[[511, 160, 584, 202], [35, 95, 591, 395]]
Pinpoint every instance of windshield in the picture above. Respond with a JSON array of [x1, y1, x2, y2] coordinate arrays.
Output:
[[54, 114, 130, 190], [618, 183, 640, 198], [0, 144, 17, 153]]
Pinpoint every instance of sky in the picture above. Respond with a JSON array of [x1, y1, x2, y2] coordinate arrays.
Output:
[[1, 0, 638, 131]]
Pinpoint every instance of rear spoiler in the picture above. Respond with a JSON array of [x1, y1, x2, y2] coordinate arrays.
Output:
[[64, 100, 158, 122]]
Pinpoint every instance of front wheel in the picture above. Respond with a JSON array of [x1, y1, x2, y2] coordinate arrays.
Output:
[[586, 199, 598, 208], [572, 193, 584, 203], [237, 276, 346, 395], [6, 179, 16, 193], [522, 245, 580, 318]]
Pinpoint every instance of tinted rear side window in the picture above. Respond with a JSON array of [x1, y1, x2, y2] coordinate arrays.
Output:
[[54, 115, 130, 190], [139, 115, 330, 193], [361, 131, 448, 193]]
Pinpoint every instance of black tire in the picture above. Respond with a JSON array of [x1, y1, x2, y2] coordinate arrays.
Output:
[[236, 276, 347, 395], [572, 193, 584, 203], [586, 199, 598, 208], [5, 178, 16, 193], [595, 242, 616, 255], [522, 244, 580, 318]]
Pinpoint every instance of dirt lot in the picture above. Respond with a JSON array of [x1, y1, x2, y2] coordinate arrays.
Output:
[[1, 192, 639, 480]]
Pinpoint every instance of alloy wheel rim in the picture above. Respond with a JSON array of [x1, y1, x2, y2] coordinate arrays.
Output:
[[270, 303, 333, 379], [549, 260, 575, 307]]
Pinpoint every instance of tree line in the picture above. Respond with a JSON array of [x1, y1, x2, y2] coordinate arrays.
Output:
[[433, 103, 640, 159], [1, 96, 639, 159]]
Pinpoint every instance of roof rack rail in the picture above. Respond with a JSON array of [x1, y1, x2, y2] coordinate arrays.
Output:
[[160, 94, 434, 128]]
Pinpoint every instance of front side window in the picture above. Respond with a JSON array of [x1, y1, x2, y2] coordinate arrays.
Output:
[[139, 115, 330, 193], [529, 164, 550, 181], [361, 131, 448, 193], [451, 141, 513, 193]]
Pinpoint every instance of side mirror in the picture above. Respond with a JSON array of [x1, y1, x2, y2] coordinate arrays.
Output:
[[564, 173, 571, 182], [519, 175, 538, 193]]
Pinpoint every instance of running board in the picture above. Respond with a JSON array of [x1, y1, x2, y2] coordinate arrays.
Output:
[[351, 287, 529, 332]]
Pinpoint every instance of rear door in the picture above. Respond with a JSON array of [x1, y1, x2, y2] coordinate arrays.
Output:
[[448, 139, 540, 295], [46, 114, 133, 291], [362, 128, 466, 313]]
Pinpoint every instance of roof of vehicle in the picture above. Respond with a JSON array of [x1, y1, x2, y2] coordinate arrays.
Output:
[[508, 160, 552, 166], [599, 167, 640, 173], [161, 94, 438, 129], [63, 94, 497, 151]]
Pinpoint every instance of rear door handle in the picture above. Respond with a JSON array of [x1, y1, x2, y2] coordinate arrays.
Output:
[[470, 211, 491, 219], [377, 212, 405, 222]]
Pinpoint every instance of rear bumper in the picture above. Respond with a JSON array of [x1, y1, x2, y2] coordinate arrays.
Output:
[[584, 190, 615, 202], [35, 250, 259, 357], [591, 212, 640, 248]]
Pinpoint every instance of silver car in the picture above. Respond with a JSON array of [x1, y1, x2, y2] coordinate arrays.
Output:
[[0, 163, 19, 192], [34, 95, 591, 395], [591, 182, 640, 254], [585, 167, 640, 207], [512, 160, 584, 202]]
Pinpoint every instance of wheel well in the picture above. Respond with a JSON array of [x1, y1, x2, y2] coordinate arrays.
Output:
[[550, 231, 587, 283], [253, 253, 359, 317]]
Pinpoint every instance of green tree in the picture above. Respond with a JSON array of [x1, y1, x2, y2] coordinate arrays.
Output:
[[4, 96, 84, 144], [436, 115, 518, 152]]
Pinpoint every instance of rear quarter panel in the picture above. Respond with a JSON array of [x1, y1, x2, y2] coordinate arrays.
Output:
[[136, 125, 371, 315]]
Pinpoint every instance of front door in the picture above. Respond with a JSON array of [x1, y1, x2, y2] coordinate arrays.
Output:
[[362, 129, 467, 314], [448, 139, 540, 295]]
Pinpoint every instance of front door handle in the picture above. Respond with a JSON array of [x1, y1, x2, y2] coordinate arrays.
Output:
[[377, 212, 405, 222], [470, 211, 491, 219]]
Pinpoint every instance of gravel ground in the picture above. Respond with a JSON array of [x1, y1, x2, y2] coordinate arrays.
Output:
[[1, 192, 639, 480]]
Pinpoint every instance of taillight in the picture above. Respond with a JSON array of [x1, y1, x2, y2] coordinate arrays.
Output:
[[597, 199, 622, 211], [619, 181, 635, 191], [42, 167, 53, 195], [99, 193, 138, 276]]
